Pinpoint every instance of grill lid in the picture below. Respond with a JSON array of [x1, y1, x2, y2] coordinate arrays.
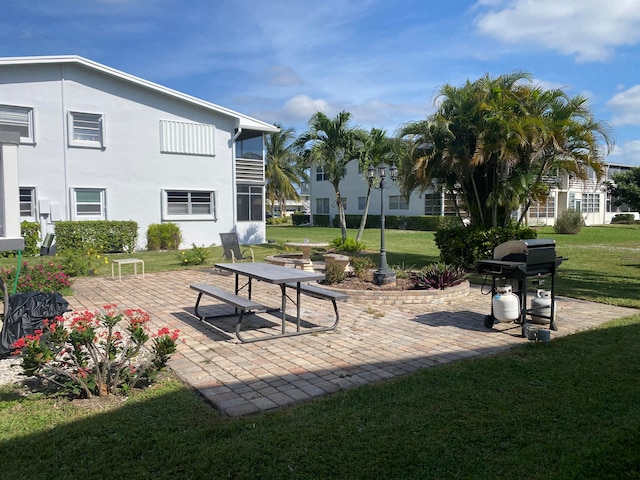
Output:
[[493, 239, 556, 263]]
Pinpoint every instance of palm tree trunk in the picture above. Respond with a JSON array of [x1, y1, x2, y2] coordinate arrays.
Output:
[[355, 184, 373, 241]]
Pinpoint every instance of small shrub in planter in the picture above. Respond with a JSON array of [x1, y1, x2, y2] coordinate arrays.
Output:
[[330, 237, 366, 253], [12, 305, 180, 398], [410, 263, 469, 290], [323, 262, 346, 284], [350, 256, 375, 280], [554, 209, 584, 234]]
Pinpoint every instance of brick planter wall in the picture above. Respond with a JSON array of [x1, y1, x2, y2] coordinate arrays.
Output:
[[324, 280, 470, 306]]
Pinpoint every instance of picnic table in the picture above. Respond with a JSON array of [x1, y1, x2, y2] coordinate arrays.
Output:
[[190, 262, 347, 342]]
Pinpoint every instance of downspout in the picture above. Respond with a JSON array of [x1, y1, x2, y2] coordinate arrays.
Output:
[[60, 64, 70, 220], [231, 126, 242, 232]]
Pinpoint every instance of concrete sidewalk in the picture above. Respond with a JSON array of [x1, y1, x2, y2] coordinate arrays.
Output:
[[67, 269, 638, 417]]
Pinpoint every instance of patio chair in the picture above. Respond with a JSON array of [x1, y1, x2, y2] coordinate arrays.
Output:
[[219, 233, 254, 263], [40, 233, 56, 256]]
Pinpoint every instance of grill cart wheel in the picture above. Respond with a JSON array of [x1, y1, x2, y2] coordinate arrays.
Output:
[[484, 315, 495, 329]]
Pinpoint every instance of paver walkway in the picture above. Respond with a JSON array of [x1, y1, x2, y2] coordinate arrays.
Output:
[[68, 269, 638, 417]]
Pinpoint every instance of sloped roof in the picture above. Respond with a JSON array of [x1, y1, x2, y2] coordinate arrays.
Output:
[[0, 55, 279, 134]]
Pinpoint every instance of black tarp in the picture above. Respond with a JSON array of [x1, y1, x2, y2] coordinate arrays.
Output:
[[0, 292, 69, 357]]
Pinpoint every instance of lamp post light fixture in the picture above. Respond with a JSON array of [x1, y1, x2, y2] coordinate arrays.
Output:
[[367, 163, 398, 286]]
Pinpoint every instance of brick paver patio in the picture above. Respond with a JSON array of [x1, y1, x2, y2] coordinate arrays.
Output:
[[67, 269, 638, 417]]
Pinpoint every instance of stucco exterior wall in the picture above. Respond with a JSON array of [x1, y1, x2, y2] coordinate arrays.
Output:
[[0, 60, 269, 249]]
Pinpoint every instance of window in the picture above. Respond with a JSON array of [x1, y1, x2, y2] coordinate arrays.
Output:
[[160, 120, 215, 156], [19, 187, 36, 217], [73, 188, 105, 219], [582, 193, 600, 213], [316, 198, 330, 214], [237, 185, 263, 221], [570, 193, 600, 213], [164, 190, 216, 220], [529, 196, 555, 218], [69, 112, 104, 148], [424, 193, 442, 216], [316, 166, 328, 181], [236, 135, 263, 160], [340, 197, 347, 211], [389, 195, 409, 210], [358, 196, 366, 210], [0, 105, 34, 143]]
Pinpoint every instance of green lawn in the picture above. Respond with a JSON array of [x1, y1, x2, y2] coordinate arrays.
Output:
[[0, 224, 638, 479]]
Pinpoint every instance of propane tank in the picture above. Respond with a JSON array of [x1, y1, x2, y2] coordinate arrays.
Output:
[[530, 289, 554, 324], [492, 285, 520, 322]]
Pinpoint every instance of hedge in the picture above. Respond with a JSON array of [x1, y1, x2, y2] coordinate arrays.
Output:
[[55, 220, 138, 253], [329, 214, 449, 231]]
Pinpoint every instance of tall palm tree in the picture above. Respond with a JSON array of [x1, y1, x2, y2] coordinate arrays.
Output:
[[265, 124, 308, 217], [355, 128, 395, 242], [295, 111, 365, 241]]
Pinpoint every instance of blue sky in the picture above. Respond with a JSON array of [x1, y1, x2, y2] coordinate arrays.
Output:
[[2, 0, 640, 166]]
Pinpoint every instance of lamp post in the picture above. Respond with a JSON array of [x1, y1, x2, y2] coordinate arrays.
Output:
[[367, 163, 398, 285]]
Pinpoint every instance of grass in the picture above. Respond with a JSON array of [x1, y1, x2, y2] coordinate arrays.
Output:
[[0, 223, 638, 479], [1, 316, 639, 479]]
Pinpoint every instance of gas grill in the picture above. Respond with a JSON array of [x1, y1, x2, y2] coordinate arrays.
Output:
[[477, 239, 566, 335]]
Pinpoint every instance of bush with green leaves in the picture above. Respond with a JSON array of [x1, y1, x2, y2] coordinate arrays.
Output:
[[610, 213, 636, 225], [292, 213, 311, 225], [410, 263, 469, 290], [330, 237, 366, 253], [350, 256, 374, 280], [0, 221, 41, 258], [434, 222, 537, 269], [55, 220, 138, 254], [554, 209, 584, 234], [323, 262, 346, 284], [146, 222, 182, 250], [178, 244, 209, 265], [59, 244, 110, 277]]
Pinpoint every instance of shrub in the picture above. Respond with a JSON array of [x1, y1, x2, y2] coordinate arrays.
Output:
[[330, 237, 366, 253], [0, 261, 73, 299], [55, 220, 138, 254], [434, 222, 537, 269], [350, 256, 375, 280], [0, 221, 41, 258], [12, 305, 180, 398], [323, 262, 346, 284], [554, 209, 584, 234], [292, 213, 311, 225], [59, 245, 109, 277], [313, 214, 331, 227], [178, 244, 209, 265], [611, 213, 636, 224], [147, 223, 182, 250], [410, 263, 469, 290]]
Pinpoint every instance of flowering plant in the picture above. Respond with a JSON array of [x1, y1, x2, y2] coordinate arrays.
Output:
[[12, 305, 180, 397], [0, 261, 72, 297]]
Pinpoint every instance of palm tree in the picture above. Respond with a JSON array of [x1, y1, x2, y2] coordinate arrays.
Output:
[[265, 124, 308, 218], [295, 111, 365, 241], [355, 128, 396, 242], [398, 72, 614, 228]]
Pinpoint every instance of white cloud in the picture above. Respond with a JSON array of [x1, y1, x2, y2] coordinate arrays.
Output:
[[473, 0, 640, 62], [609, 140, 640, 165], [282, 95, 335, 122], [607, 85, 640, 125]]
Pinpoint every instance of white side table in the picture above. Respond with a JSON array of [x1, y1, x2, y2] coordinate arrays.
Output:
[[111, 258, 145, 281]]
